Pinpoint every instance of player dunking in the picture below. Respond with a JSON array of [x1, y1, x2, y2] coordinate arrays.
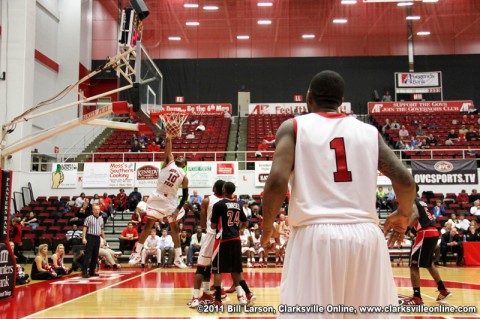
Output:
[[135, 136, 188, 269], [188, 179, 225, 307], [403, 184, 452, 305], [211, 182, 255, 306], [261, 70, 416, 318]]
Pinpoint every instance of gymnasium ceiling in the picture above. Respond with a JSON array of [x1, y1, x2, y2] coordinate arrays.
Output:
[[94, 0, 480, 59]]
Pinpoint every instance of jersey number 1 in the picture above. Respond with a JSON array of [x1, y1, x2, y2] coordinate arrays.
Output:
[[329, 137, 353, 182]]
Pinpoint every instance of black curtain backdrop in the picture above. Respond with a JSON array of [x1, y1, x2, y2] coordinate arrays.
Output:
[[96, 54, 480, 115]]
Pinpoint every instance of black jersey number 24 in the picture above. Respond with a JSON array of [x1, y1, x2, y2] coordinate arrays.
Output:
[[329, 137, 353, 182]]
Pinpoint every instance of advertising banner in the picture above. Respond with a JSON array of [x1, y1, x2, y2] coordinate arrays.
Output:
[[134, 162, 161, 187], [396, 71, 441, 88], [162, 104, 232, 114], [187, 162, 214, 188], [51, 163, 78, 189], [412, 160, 478, 185], [255, 161, 272, 187], [249, 103, 351, 115], [368, 101, 475, 114], [215, 162, 238, 184], [83, 163, 135, 188]]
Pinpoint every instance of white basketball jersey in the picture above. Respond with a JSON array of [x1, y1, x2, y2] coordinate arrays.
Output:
[[289, 113, 379, 227], [252, 235, 261, 249], [155, 161, 185, 200], [206, 194, 223, 234], [240, 234, 249, 247]]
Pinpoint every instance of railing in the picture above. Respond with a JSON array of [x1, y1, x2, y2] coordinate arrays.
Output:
[[62, 126, 107, 162], [30, 148, 480, 172]]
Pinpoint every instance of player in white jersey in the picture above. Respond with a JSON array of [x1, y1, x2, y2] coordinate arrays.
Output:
[[135, 136, 189, 269], [188, 180, 225, 307], [261, 70, 416, 318], [250, 229, 266, 267], [240, 232, 253, 268]]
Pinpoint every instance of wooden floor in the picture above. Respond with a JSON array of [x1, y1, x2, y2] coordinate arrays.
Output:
[[3, 264, 480, 319]]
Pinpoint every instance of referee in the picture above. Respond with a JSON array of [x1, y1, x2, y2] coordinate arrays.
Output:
[[82, 204, 105, 278]]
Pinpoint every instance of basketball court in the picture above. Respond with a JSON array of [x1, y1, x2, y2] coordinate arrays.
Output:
[[1, 265, 478, 319]]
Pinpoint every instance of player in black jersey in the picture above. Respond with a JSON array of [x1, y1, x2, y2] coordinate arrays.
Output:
[[210, 182, 255, 306], [403, 185, 452, 305]]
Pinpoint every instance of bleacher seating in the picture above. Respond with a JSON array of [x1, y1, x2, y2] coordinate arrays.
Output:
[[87, 114, 230, 162], [247, 114, 293, 161]]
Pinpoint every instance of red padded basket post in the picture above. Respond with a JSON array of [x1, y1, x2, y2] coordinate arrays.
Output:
[[112, 101, 129, 114]]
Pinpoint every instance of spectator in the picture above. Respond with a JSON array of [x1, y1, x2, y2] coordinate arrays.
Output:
[[242, 201, 252, 222], [390, 119, 400, 130], [147, 141, 160, 152], [448, 213, 461, 230], [65, 224, 83, 252], [71, 197, 90, 224], [101, 193, 114, 217], [75, 192, 86, 208], [115, 188, 128, 212], [130, 140, 141, 152], [71, 246, 85, 272], [179, 230, 191, 262], [382, 90, 392, 102], [10, 217, 27, 263], [159, 229, 175, 267], [154, 135, 165, 148], [141, 229, 162, 268], [51, 244, 71, 275], [128, 187, 142, 211], [187, 226, 205, 266], [91, 193, 100, 206], [440, 228, 464, 266], [255, 140, 269, 157], [99, 237, 121, 269], [11, 242, 30, 285], [381, 119, 391, 133], [22, 211, 39, 230], [426, 134, 437, 146], [457, 190, 470, 205], [263, 130, 276, 144], [466, 127, 478, 141], [195, 121, 205, 131], [250, 205, 263, 223], [190, 190, 203, 204], [467, 146, 478, 157], [398, 125, 409, 138], [457, 213, 470, 232], [186, 132, 195, 139], [395, 137, 407, 150], [31, 244, 62, 280], [447, 129, 459, 142], [385, 186, 396, 210], [119, 222, 139, 253], [138, 138, 147, 149], [191, 198, 201, 215], [154, 220, 168, 236], [376, 186, 387, 209], [470, 200, 480, 219], [415, 125, 426, 137], [407, 136, 418, 150], [465, 225, 479, 242], [459, 125, 469, 136], [127, 116, 137, 124], [432, 200, 446, 218]]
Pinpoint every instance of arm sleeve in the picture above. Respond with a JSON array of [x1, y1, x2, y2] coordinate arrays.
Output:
[[177, 188, 189, 210]]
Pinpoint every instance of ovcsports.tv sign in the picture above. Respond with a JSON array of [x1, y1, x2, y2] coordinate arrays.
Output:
[[412, 160, 478, 185]]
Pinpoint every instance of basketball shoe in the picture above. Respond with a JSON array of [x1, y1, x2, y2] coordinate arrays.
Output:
[[403, 297, 424, 305], [238, 295, 248, 305], [174, 258, 187, 269], [436, 290, 453, 303], [246, 292, 256, 305], [225, 285, 236, 293], [188, 298, 200, 308], [211, 288, 227, 299]]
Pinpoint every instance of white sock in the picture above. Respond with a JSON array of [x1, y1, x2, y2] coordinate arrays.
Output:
[[203, 281, 210, 292], [259, 258, 263, 262], [135, 243, 143, 254], [193, 289, 200, 298], [236, 285, 243, 297], [175, 247, 182, 259], [247, 258, 251, 263], [276, 257, 279, 262]]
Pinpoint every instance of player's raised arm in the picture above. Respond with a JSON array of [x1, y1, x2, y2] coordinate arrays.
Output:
[[378, 135, 416, 247], [261, 119, 295, 247], [163, 136, 174, 167]]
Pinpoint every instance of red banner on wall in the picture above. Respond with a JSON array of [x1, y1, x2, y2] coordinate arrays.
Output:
[[368, 100, 475, 114], [162, 104, 231, 114]]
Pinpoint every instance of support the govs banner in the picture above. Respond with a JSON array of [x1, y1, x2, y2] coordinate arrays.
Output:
[[412, 160, 478, 185], [0, 170, 15, 299]]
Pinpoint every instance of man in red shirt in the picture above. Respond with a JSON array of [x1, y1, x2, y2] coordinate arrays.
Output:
[[11, 217, 27, 263], [255, 141, 269, 157], [147, 141, 160, 152], [119, 222, 139, 253], [263, 130, 276, 144]]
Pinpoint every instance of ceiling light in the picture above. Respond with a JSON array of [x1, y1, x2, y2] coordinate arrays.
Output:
[[183, 3, 199, 8], [237, 35, 250, 40], [341, 0, 357, 4], [406, 16, 421, 20], [397, 2, 413, 6], [257, 2, 273, 6], [257, 20, 272, 25], [417, 31, 431, 35], [302, 34, 315, 39], [168, 37, 181, 41], [333, 19, 348, 24], [203, 5, 219, 10], [186, 21, 200, 26]]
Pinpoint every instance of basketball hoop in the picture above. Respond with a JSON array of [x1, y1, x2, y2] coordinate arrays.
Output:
[[155, 111, 189, 138]]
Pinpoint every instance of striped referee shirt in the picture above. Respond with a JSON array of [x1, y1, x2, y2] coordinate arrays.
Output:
[[83, 215, 104, 236]]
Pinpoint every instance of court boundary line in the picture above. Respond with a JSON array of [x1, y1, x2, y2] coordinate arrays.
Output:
[[22, 268, 165, 319]]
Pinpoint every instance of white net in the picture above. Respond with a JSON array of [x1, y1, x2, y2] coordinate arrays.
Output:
[[158, 112, 189, 138]]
